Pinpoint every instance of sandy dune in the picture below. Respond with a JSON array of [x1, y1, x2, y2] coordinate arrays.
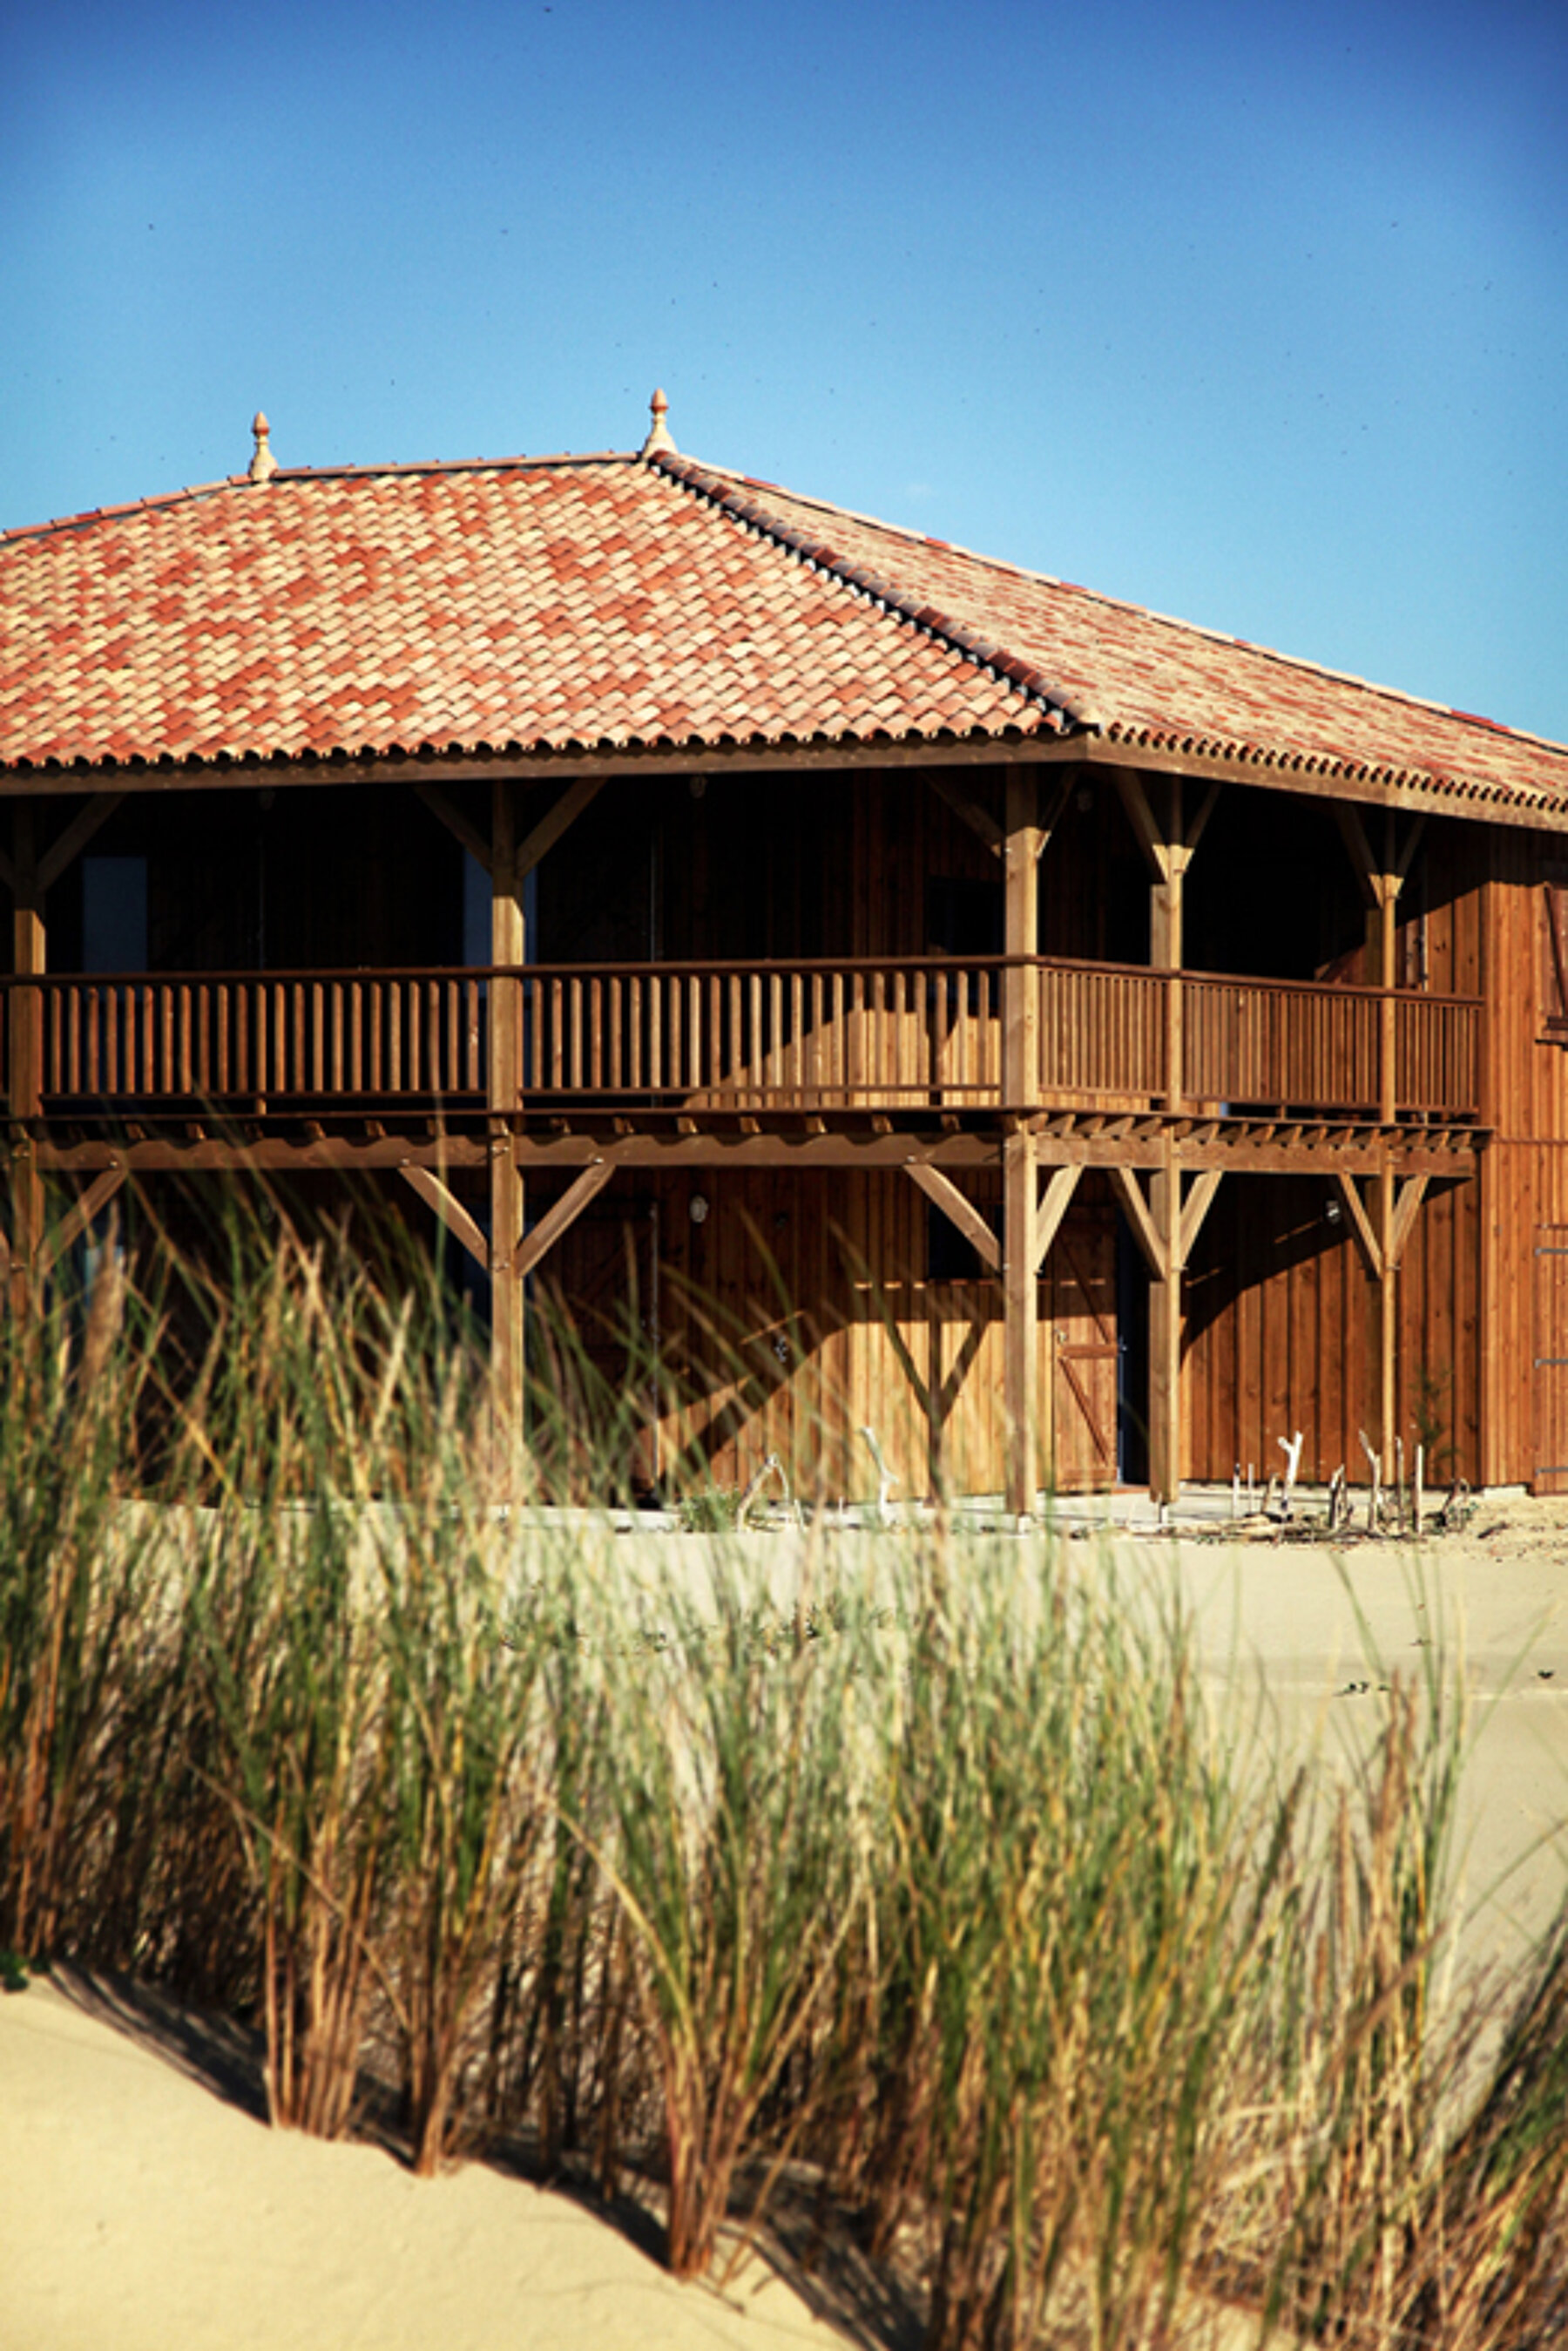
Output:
[[0, 1971, 854, 2351], [4, 1503, 1567, 2351]]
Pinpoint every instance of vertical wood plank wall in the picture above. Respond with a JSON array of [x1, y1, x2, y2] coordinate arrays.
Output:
[[1478, 830, 1568, 1490], [1184, 818, 1485, 1487], [536, 1169, 1119, 1503]]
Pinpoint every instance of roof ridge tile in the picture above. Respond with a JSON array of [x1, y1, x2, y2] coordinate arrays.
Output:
[[684, 459, 1568, 762], [650, 452, 1090, 736]]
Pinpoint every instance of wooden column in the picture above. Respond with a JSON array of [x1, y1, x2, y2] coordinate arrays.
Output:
[[10, 803, 44, 1317], [1148, 1149, 1182, 1504], [1004, 1126, 1039, 1515], [1372, 816, 1400, 1126], [1002, 770, 1042, 1107], [1003, 769, 1043, 1514], [1110, 1162, 1223, 1507], [1147, 790, 1184, 1490], [1335, 806, 1425, 1125], [490, 781, 525, 1457], [1377, 1155, 1397, 1460]]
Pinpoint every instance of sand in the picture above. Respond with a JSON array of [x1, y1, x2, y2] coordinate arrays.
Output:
[[0, 1973, 853, 2351], [3, 1500, 1567, 2350]]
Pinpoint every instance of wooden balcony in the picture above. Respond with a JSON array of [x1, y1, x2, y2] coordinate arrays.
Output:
[[3, 957, 1481, 1124]]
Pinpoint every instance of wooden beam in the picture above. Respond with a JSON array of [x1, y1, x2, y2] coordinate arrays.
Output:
[[1395, 813, 1429, 885], [1003, 1125, 1039, 1515], [490, 780, 525, 1456], [1112, 768, 1170, 880], [1179, 1168, 1223, 1264], [37, 791, 127, 896], [904, 1162, 1000, 1273], [1335, 1171, 1383, 1280], [1377, 1160, 1397, 1457], [928, 773, 1003, 859], [413, 783, 491, 875], [1033, 1162, 1082, 1273], [516, 1160, 614, 1279], [1184, 779, 1222, 859], [10, 731, 1568, 842], [1334, 803, 1380, 908], [1108, 1165, 1166, 1279], [1149, 1159, 1182, 1504], [515, 776, 606, 883], [37, 1166, 126, 1279], [1004, 769, 1042, 1111], [1389, 1171, 1429, 1267], [400, 1165, 489, 1272]]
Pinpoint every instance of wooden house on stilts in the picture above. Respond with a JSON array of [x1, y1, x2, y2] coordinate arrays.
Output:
[[4, 393, 1568, 1506]]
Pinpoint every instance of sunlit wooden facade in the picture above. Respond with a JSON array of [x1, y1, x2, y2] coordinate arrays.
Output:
[[4, 407, 1567, 1503]]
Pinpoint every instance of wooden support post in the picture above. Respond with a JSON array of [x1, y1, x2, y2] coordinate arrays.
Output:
[[1152, 783, 1184, 1112], [10, 802, 44, 1318], [1002, 769, 1044, 1515], [1003, 769, 1042, 1108], [1108, 1153, 1199, 1507], [1004, 1124, 1039, 1516], [1112, 769, 1216, 1114], [1148, 1159, 1181, 1504], [1377, 1156, 1397, 1460], [1377, 824, 1398, 1125], [1335, 807, 1425, 1125], [490, 781, 525, 1458]]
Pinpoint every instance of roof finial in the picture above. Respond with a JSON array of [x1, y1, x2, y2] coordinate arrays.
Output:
[[248, 411, 278, 485], [639, 386, 676, 459]]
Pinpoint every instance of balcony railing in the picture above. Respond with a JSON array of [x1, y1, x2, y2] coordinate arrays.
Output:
[[1, 958, 1481, 1121]]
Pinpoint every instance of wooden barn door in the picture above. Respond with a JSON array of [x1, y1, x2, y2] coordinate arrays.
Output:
[[1534, 1226, 1568, 1494], [1046, 1203, 1119, 1491]]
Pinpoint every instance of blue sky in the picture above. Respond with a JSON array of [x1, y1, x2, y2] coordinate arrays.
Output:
[[4, 0, 1566, 737]]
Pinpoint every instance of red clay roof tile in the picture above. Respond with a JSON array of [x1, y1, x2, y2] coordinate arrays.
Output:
[[1, 445, 1565, 823]]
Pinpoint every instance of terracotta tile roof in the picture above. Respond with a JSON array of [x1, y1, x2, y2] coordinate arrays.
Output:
[[0, 455, 1068, 775], [662, 457, 1568, 821], [3, 439, 1565, 826]]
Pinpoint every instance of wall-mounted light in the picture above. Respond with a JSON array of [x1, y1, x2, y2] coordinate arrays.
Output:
[[1325, 1195, 1342, 1225], [689, 1193, 710, 1225], [688, 774, 707, 801]]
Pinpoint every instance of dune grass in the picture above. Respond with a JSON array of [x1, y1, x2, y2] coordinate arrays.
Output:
[[1, 1193, 1566, 2346]]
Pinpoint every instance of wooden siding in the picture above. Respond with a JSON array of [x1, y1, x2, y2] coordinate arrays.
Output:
[[533, 1169, 1119, 1502], [1183, 1170, 1481, 1489]]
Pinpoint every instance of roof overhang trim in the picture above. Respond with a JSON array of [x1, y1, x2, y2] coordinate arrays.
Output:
[[6, 729, 1568, 833]]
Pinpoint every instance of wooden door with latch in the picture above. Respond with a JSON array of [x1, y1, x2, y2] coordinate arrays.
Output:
[[1045, 1201, 1119, 1492]]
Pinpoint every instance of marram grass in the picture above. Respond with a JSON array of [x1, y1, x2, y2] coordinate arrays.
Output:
[[1, 1190, 1566, 2347]]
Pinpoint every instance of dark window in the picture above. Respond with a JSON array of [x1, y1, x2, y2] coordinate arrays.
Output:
[[82, 857, 147, 972]]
